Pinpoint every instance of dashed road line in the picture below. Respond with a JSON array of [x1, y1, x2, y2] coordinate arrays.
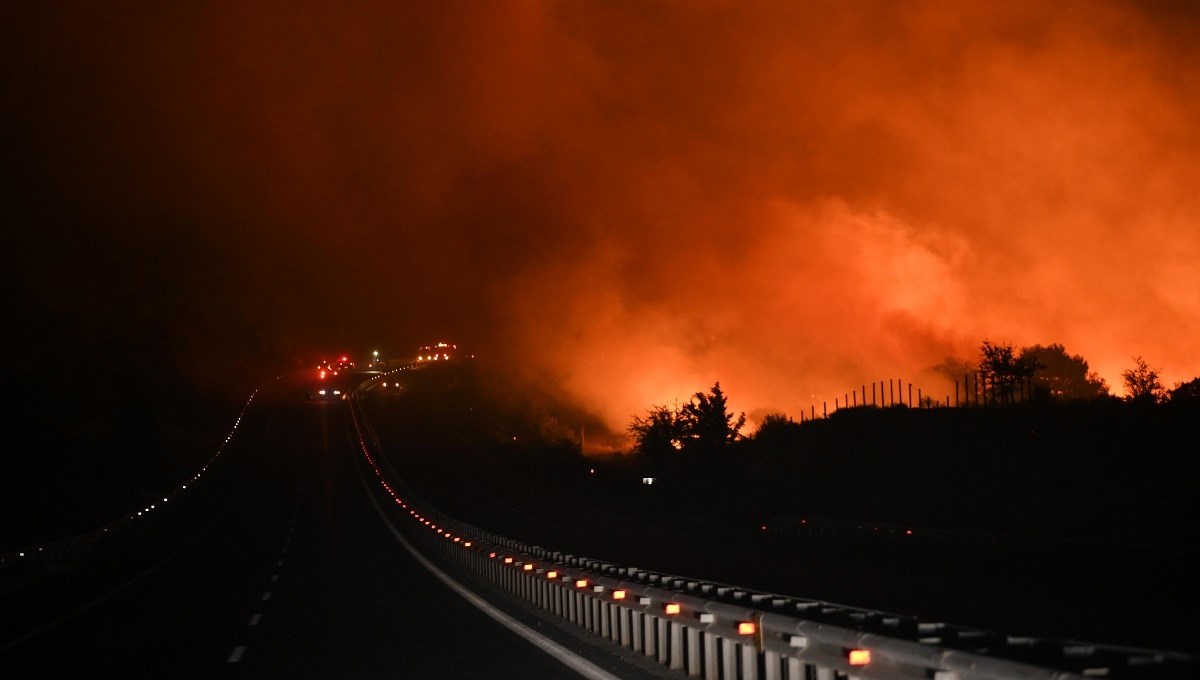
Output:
[[261, 591, 272, 601], [248, 614, 262, 626], [227, 646, 246, 663]]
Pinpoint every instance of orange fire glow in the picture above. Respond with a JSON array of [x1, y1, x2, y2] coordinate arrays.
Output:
[[11, 2, 1196, 424], [472, 2, 1200, 431]]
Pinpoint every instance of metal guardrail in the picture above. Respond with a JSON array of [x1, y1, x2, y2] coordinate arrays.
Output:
[[0, 380, 273, 592], [350, 370, 1197, 680]]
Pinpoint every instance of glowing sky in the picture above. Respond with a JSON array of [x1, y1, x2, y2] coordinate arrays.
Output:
[[4, 1, 1199, 430]]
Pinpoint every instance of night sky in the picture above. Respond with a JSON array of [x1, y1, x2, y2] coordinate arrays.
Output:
[[4, 1, 1200, 432]]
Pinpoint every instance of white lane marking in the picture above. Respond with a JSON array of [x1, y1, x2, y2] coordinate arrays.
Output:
[[270, 574, 279, 582], [277, 559, 285, 567], [227, 646, 246, 662], [281, 547, 288, 555], [248, 614, 262, 626], [356, 465, 621, 680], [261, 591, 272, 601]]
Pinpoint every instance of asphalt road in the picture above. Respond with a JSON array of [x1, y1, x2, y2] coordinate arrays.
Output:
[[5, 366, 1196, 680], [0, 375, 669, 679]]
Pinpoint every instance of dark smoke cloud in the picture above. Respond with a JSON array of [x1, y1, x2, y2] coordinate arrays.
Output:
[[4, 1, 1198, 429]]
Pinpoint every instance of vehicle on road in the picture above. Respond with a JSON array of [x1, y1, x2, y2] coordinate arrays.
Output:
[[307, 386, 344, 401]]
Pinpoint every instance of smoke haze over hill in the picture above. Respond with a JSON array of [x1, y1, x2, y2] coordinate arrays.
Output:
[[4, 1, 1199, 431]]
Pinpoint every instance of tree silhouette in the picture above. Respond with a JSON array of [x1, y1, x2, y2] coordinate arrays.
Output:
[[978, 341, 1039, 405], [932, 356, 976, 384], [1020, 343, 1109, 401], [1121, 356, 1164, 403], [628, 402, 685, 459], [680, 382, 746, 454], [1168, 377, 1200, 404]]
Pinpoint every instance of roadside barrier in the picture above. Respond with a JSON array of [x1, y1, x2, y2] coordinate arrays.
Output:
[[0, 378, 275, 590], [349, 372, 1197, 680]]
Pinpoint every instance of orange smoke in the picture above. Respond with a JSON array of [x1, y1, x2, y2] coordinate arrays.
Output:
[[478, 1, 1200, 428], [7, 1, 1197, 423]]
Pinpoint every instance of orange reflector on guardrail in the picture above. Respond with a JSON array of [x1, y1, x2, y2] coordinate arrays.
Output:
[[464, 541, 472, 547], [613, 590, 627, 600], [848, 649, 871, 666], [488, 552, 497, 558], [523, 563, 534, 571], [575, 579, 588, 588], [738, 622, 757, 635], [546, 571, 558, 579], [664, 603, 681, 615], [504, 557, 514, 564]]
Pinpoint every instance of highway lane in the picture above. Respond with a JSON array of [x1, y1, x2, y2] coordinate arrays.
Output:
[[1, 375, 668, 679]]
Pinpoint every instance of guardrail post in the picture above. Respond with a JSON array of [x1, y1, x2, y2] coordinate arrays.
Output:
[[686, 626, 701, 677], [704, 632, 719, 680], [656, 618, 668, 662], [669, 621, 685, 671], [721, 638, 736, 678], [816, 665, 835, 680], [739, 641, 757, 679], [763, 650, 781, 680]]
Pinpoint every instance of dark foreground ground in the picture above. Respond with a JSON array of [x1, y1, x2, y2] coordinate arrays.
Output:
[[362, 362, 1200, 655]]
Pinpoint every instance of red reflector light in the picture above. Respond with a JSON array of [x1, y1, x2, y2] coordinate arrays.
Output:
[[488, 552, 497, 559], [664, 604, 681, 615], [738, 622, 757, 635], [848, 649, 871, 666], [613, 590, 627, 600]]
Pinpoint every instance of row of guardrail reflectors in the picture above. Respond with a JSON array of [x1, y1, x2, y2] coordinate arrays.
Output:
[[350, 372, 1193, 680], [348, 386, 878, 680]]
